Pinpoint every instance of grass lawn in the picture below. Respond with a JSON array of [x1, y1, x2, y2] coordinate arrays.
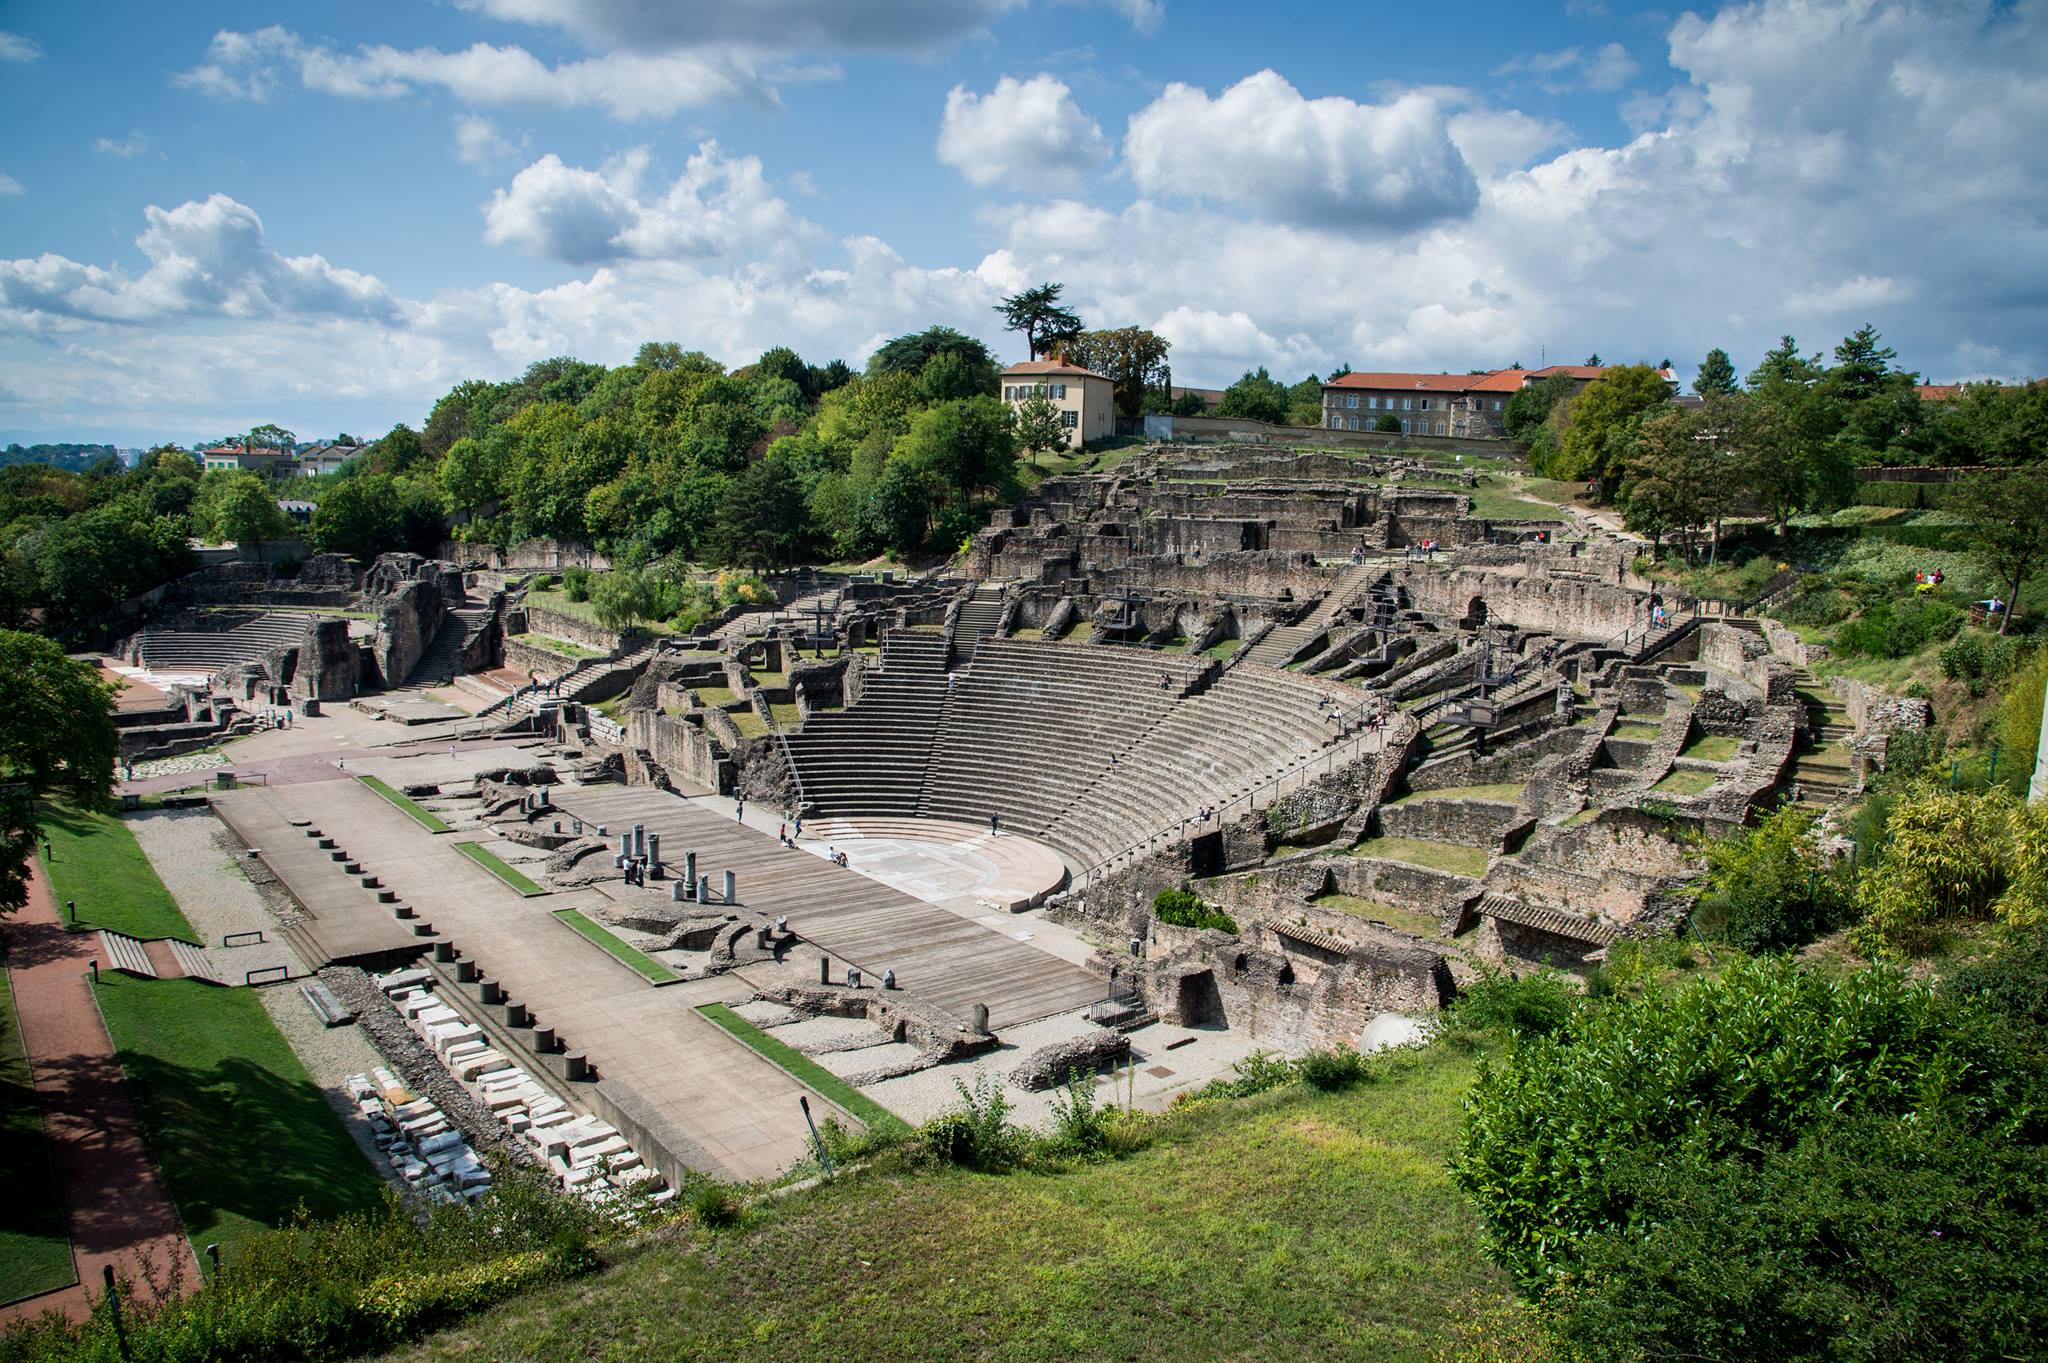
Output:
[[551, 910, 681, 985], [1391, 783, 1524, 805], [0, 969, 73, 1304], [38, 805, 195, 940], [1680, 733, 1743, 762], [1651, 769, 1719, 796], [1200, 637, 1243, 659], [1608, 723, 1661, 742], [728, 710, 770, 740], [386, 1043, 1508, 1363], [508, 632, 604, 661], [1308, 893, 1445, 938], [768, 702, 803, 732], [525, 587, 677, 637], [453, 842, 547, 896], [1350, 835, 1490, 878], [1060, 620, 1094, 643], [1468, 488, 1568, 521], [692, 684, 740, 708], [697, 1004, 907, 1137], [92, 976, 383, 1268], [357, 775, 451, 834]]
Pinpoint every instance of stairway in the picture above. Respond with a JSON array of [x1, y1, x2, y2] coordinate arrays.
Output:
[[137, 613, 315, 674], [1786, 674, 1857, 810], [1240, 564, 1381, 669], [99, 930, 158, 978], [407, 606, 494, 686], [951, 584, 1005, 664]]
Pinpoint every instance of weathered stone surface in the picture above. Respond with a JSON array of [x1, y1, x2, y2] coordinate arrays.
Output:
[[1008, 1026, 1130, 1090], [293, 617, 359, 701]]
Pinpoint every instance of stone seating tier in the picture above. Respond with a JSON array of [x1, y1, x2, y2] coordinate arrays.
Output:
[[137, 612, 315, 673]]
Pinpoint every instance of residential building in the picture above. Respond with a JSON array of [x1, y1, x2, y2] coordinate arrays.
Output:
[[1320, 364, 1678, 438], [1914, 383, 1962, 403], [1168, 384, 1226, 412], [1000, 360, 1116, 449], [199, 442, 296, 474], [294, 443, 360, 477]]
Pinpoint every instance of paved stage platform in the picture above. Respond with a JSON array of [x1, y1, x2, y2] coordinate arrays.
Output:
[[557, 787, 1104, 1029]]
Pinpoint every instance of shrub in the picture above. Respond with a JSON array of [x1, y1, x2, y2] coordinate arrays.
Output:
[[1454, 955, 2041, 1295], [1297, 1045, 1371, 1091], [1151, 887, 1237, 934], [2000, 647, 2048, 761], [1831, 594, 1961, 659], [1691, 805, 1855, 953], [1940, 630, 2031, 697], [920, 1074, 1021, 1171], [1043, 1068, 1115, 1157], [1855, 783, 2046, 951], [1190, 1050, 1297, 1102], [683, 1177, 739, 1229], [562, 566, 592, 601], [1447, 964, 1579, 1040]]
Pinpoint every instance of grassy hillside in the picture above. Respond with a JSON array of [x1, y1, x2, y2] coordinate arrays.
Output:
[[386, 1043, 1507, 1363]]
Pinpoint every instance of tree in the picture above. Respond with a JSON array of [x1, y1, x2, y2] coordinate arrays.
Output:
[[1739, 381, 1852, 538], [1557, 364, 1674, 493], [1952, 467, 2048, 635], [245, 422, 296, 451], [197, 470, 287, 551], [363, 423, 428, 477], [1062, 326, 1171, 418], [891, 398, 1017, 511], [1694, 347, 1738, 397], [866, 326, 998, 392], [1013, 392, 1065, 465], [0, 630, 117, 911], [1746, 334, 1823, 389], [589, 568, 681, 634], [1827, 323, 1901, 403], [307, 475, 402, 561], [1584, 353, 1601, 366], [1217, 367, 1291, 424], [1502, 371, 1575, 442], [1374, 414, 1401, 433], [706, 454, 810, 567], [918, 350, 984, 404], [1692, 805, 1854, 952], [994, 282, 1083, 361]]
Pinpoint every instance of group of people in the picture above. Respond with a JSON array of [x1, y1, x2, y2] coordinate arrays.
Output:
[[622, 858, 652, 887], [1406, 539, 1439, 561], [1914, 568, 1946, 592], [824, 846, 850, 868], [778, 817, 802, 847]]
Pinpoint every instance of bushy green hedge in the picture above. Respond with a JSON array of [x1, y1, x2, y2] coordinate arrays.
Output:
[[1851, 479, 1958, 509], [1455, 952, 2048, 1360], [1691, 806, 1856, 953], [1832, 593, 1961, 658], [1151, 888, 1237, 934]]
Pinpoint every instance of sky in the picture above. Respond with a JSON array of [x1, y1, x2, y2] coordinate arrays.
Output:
[[0, 0, 2044, 447]]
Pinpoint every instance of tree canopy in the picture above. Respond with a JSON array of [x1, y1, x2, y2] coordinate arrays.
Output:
[[994, 282, 1083, 361], [0, 629, 116, 910]]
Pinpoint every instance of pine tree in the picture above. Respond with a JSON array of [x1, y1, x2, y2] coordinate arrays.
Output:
[[1694, 347, 1739, 397]]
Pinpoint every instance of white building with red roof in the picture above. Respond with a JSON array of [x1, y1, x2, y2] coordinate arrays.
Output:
[[1321, 364, 1677, 438], [1000, 359, 1116, 449]]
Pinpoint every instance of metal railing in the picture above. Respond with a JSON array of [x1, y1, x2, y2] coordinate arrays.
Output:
[[1072, 709, 1394, 891]]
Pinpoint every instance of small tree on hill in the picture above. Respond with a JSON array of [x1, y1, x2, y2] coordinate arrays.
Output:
[[1217, 367, 1291, 425], [1013, 392, 1065, 466], [1694, 347, 1739, 397], [1953, 467, 2048, 635]]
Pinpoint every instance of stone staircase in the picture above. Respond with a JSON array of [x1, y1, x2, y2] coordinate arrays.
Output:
[[99, 929, 157, 978], [137, 612, 314, 674], [1239, 564, 1379, 668], [97, 929, 227, 984], [407, 605, 494, 687], [951, 583, 1005, 663], [1787, 675, 1856, 810]]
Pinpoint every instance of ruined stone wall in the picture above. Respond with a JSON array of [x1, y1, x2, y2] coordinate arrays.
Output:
[[291, 618, 358, 701], [1375, 798, 1528, 849], [1394, 562, 1655, 639], [523, 605, 622, 655], [628, 710, 734, 794]]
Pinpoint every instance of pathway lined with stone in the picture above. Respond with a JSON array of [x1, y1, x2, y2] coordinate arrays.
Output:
[[0, 864, 198, 1325]]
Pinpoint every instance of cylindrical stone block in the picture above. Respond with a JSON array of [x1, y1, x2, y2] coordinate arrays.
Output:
[[377, 889, 397, 903], [433, 941, 456, 963], [633, 824, 646, 859], [456, 961, 480, 983], [618, 833, 631, 860], [671, 880, 686, 901], [394, 904, 415, 919], [505, 1002, 530, 1027], [698, 875, 711, 903], [684, 851, 696, 884], [359, 874, 379, 888], [563, 1052, 589, 1082], [480, 980, 504, 1005], [413, 922, 434, 937], [723, 870, 736, 904], [970, 1003, 990, 1034], [819, 954, 831, 984], [647, 834, 661, 875], [534, 1025, 557, 1052]]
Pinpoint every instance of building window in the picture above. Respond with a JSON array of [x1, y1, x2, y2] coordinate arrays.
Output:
[[1420, 398, 1430, 410], [1328, 415, 1340, 428], [1061, 410, 1078, 429], [1400, 419, 1410, 433], [1346, 395, 1358, 409], [1054, 383, 1067, 399], [1434, 421, 1446, 436], [1368, 396, 1379, 410], [1401, 397, 1411, 410], [1492, 399, 1502, 411]]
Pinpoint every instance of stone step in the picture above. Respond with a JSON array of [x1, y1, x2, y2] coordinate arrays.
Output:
[[99, 930, 157, 978]]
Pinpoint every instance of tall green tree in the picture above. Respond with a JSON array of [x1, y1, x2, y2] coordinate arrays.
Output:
[[0, 630, 117, 911], [1217, 367, 1292, 424], [1745, 334, 1824, 389], [706, 454, 810, 568], [994, 282, 1083, 361], [245, 422, 296, 451], [1557, 365, 1674, 493], [1741, 378, 1851, 537], [1622, 399, 1743, 559], [1952, 467, 2048, 634], [197, 470, 288, 551], [1827, 323, 1901, 403], [866, 326, 999, 393], [1063, 326, 1172, 418], [1694, 347, 1739, 397]]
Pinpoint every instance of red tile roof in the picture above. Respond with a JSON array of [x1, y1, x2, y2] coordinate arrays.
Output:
[[1003, 359, 1113, 381], [1325, 371, 1487, 392], [1915, 383, 1962, 402], [1324, 364, 1674, 394]]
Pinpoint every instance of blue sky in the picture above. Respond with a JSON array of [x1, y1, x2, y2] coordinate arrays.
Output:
[[1, 0, 2043, 446]]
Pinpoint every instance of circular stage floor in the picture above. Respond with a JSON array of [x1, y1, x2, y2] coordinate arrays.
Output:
[[795, 817, 1069, 912]]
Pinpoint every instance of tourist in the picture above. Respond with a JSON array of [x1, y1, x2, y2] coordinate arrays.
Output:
[[1652, 603, 1668, 629], [947, 671, 956, 692], [990, 812, 1000, 836], [736, 798, 745, 821], [794, 816, 802, 838], [779, 822, 787, 842]]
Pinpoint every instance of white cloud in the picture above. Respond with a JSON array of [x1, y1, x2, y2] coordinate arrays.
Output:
[[0, 173, 21, 196], [1447, 108, 1570, 178], [1123, 71, 1478, 230], [483, 143, 805, 264], [1500, 41, 1641, 93], [0, 32, 40, 63], [0, 194, 398, 326], [456, 0, 1022, 53], [1788, 274, 1914, 314], [938, 75, 1110, 189], [93, 133, 151, 159], [177, 27, 775, 119], [453, 115, 516, 171]]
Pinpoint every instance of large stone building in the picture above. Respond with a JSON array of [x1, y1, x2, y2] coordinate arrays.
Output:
[[1321, 365, 1674, 438], [1000, 360, 1116, 449]]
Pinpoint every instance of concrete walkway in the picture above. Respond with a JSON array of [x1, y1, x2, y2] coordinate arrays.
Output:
[[0, 863, 198, 1325]]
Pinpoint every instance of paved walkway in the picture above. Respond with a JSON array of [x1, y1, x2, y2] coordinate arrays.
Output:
[[0, 863, 198, 1325]]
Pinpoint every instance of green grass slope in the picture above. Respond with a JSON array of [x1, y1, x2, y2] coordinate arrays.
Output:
[[0, 970, 74, 1304], [385, 1045, 1506, 1363], [38, 804, 195, 940]]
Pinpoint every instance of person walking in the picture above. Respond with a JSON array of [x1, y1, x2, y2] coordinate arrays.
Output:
[[989, 812, 1000, 836]]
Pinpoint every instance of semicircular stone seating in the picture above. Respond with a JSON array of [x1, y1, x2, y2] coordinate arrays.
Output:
[[783, 631, 1364, 869]]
